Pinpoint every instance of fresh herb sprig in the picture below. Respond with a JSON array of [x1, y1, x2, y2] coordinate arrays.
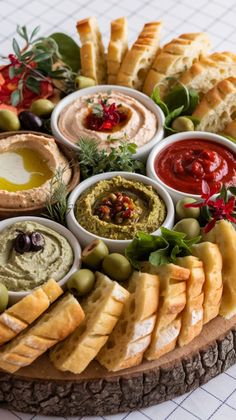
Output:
[[125, 227, 201, 270], [77, 137, 145, 180], [44, 167, 70, 225]]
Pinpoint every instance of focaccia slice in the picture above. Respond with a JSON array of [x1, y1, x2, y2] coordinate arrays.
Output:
[[145, 263, 189, 360], [50, 272, 129, 374], [143, 32, 211, 97], [223, 119, 236, 139], [0, 279, 63, 346], [0, 293, 84, 373], [192, 77, 236, 132], [97, 272, 159, 372], [107, 17, 128, 84], [76, 16, 106, 84], [117, 21, 162, 90], [192, 242, 223, 323]]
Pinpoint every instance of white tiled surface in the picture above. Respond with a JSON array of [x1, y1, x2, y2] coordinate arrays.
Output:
[[1, 0, 236, 419]]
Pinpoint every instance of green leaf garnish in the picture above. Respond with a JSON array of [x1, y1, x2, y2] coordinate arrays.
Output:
[[49, 32, 80, 72], [151, 85, 169, 116]]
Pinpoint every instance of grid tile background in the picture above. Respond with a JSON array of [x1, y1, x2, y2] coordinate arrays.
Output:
[[1, 0, 236, 419]]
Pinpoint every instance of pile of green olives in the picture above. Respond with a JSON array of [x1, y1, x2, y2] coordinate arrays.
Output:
[[0, 99, 54, 133], [67, 239, 132, 297], [173, 197, 201, 239]]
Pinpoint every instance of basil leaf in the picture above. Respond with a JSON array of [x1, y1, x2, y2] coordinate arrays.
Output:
[[188, 88, 199, 114], [10, 89, 21, 106], [149, 244, 169, 266], [49, 32, 80, 72], [164, 105, 184, 132], [151, 86, 169, 116], [165, 84, 189, 112]]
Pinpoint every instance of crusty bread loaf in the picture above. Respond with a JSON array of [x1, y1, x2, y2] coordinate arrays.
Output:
[[107, 17, 128, 84], [97, 272, 159, 371], [0, 279, 63, 346], [145, 263, 189, 360], [143, 32, 211, 97], [76, 17, 106, 84], [50, 272, 129, 374], [223, 119, 236, 139], [192, 77, 236, 132], [116, 21, 162, 90], [176, 256, 205, 347], [192, 242, 223, 324], [202, 220, 236, 319], [179, 52, 236, 95], [0, 293, 84, 373]]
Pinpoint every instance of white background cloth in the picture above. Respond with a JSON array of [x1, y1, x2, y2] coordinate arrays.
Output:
[[1, 0, 236, 418]]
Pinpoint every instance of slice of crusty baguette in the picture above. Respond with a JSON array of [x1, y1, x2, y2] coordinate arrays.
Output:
[[179, 52, 236, 95], [50, 272, 129, 374], [0, 279, 63, 346], [97, 271, 159, 372], [192, 77, 236, 132], [76, 16, 106, 84], [107, 17, 128, 84], [116, 21, 162, 90], [176, 256, 205, 347], [0, 293, 84, 373], [144, 263, 189, 360], [192, 242, 223, 324], [143, 32, 211, 97], [202, 220, 236, 319]]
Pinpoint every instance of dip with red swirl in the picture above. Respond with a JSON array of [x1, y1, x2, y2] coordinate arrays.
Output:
[[154, 139, 236, 195]]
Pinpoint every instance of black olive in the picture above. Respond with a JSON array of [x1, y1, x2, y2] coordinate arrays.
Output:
[[30, 232, 45, 251], [14, 233, 31, 254], [19, 111, 43, 132]]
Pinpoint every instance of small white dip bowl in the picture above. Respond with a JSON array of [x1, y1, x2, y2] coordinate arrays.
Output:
[[146, 131, 236, 204], [51, 85, 165, 161], [66, 171, 175, 253], [0, 216, 81, 304]]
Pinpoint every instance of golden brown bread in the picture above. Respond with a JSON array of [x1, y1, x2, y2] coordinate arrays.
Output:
[[192, 242, 223, 324], [144, 263, 189, 360], [0, 279, 63, 346], [76, 16, 106, 84], [223, 119, 236, 139], [192, 77, 236, 132], [143, 32, 211, 97], [50, 272, 129, 374], [179, 52, 236, 95], [116, 21, 162, 90], [97, 272, 159, 372], [0, 293, 84, 373], [107, 17, 128, 84]]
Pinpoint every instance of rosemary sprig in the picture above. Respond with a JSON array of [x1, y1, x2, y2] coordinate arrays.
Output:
[[44, 167, 70, 226]]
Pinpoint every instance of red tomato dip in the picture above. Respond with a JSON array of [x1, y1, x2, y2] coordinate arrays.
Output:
[[154, 139, 236, 194]]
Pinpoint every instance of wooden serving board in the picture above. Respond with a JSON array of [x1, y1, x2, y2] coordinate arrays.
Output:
[[0, 314, 236, 417]]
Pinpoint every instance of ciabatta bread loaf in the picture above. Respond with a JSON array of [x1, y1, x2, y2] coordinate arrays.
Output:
[[145, 263, 189, 360], [179, 52, 236, 95], [192, 242, 223, 323], [76, 17, 106, 84], [116, 21, 162, 90], [0, 293, 84, 373], [97, 272, 159, 371], [176, 256, 205, 347], [107, 17, 128, 84], [202, 220, 236, 319], [143, 32, 211, 97], [192, 77, 236, 132], [50, 272, 129, 374], [0, 279, 63, 346]]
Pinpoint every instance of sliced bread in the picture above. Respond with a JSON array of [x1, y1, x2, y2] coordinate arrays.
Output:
[[50, 272, 129, 374], [107, 17, 128, 84], [97, 271, 159, 371], [223, 118, 236, 139]]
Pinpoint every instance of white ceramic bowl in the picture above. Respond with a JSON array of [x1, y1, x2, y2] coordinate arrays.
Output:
[[0, 216, 81, 304], [66, 171, 175, 253], [146, 131, 236, 203], [51, 85, 165, 161]]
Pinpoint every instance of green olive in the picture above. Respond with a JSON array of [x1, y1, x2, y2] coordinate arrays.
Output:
[[173, 218, 201, 239], [67, 269, 95, 296], [30, 99, 55, 118], [0, 283, 9, 313], [75, 75, 96, 90], [176, 197, 200, 221], [102, 253, 132, 282], [82, 239, 109, 269], [0, 110, 20, 131], [172, 116, 194, 132]]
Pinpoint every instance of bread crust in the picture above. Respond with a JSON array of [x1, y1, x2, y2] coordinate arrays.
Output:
[[107, 17, 128, 84]]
